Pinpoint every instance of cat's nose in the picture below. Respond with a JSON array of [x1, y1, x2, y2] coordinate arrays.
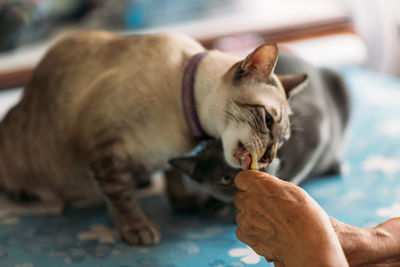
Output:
[[259, 143, 277, 164]]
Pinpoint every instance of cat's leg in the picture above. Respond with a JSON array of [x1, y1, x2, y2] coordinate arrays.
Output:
[[89, 137, 160, 245], [165, 168, 206, 212], [131, 167, 152, 189]]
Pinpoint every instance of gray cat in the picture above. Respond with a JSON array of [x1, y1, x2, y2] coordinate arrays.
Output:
[[169, 52, 351, 207]]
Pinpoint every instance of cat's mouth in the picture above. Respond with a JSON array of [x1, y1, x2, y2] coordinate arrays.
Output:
[[234, 141, 274, 169], [234, 141, 251, 169]]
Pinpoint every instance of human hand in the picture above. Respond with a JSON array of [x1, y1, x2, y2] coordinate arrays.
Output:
[[331, 216, 400, 266], [234, 170, 348, 267]]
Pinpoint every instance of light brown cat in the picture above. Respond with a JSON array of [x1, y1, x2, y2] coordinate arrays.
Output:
[[0, 31, 306, 245]]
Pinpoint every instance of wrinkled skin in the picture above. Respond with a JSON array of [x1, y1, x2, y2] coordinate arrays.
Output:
[[234, 170, 348, 267], [234, 170, 400, 267]]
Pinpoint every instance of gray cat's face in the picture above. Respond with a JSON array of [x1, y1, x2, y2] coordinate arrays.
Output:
[[170, 139, 282, 202], [169, 140, 240, 202]]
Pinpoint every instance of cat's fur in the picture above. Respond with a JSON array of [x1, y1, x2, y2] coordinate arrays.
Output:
[[170, 52, 351, 203], [0, 31, 306, 245]]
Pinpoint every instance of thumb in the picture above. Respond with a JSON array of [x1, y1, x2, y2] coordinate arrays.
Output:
[[235, 170, 283, 191], [273, 261, 286, 267]]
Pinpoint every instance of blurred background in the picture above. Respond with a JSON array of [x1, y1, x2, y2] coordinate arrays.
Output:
[[0, 0, 399, 92]]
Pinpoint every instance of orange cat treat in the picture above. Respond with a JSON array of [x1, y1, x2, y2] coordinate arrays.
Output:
[[250, 152, 259, 170]]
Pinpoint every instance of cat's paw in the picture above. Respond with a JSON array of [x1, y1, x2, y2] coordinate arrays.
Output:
[[120, 221, 161, 245], [168, 193, 203, 213]]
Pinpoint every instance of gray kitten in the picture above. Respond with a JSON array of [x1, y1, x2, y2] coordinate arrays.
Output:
[[169, 52, 351, 207]]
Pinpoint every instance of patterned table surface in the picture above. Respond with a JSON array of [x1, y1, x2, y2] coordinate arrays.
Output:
[[1, 66, 400, 267]]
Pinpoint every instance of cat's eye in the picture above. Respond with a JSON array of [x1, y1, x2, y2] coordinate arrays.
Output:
[[219, 176, 233, 186], [265, 112, 273, 129]]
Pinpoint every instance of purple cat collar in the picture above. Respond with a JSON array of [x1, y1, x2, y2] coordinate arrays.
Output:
[[181, 51, 212, 139]]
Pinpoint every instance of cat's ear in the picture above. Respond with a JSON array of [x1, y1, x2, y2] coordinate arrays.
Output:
[[237, 43, 279, 82], [169, 157, 197, 176], [278, 74, 308, 98]]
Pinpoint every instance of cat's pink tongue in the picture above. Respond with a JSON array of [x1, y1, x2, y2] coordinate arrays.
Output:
[[241, 155, 252, 170]]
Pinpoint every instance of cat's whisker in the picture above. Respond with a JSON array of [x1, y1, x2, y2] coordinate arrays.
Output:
[[243, 141, 256, 152], [291, 126, 306, 137], [289, 128, 306, 142], [288, 114, 308, 139], [246, 109, 261, 133], [208, 104, 242, 123], [227, 97, 247, 120], [193, 96, 237, 122], [229, 96, 262, 134], [289, 114, 309, 128]]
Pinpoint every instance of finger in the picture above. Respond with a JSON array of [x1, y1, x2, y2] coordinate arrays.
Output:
[[234, 186, 267, 212], [233, 191, 245, 208], [274, 261, 285, 267], [235, 194, 276, 236], [265, 257, 273, 263], [242, 219, 275, 245], [235, 170, 284, 192], [234, 170, 264, 191], [236, 228, 275, 260], [235, 209, 252, 231], [235, 227, 258, 247], [236, 234, 275, 261], [251, 213, 274, 233]]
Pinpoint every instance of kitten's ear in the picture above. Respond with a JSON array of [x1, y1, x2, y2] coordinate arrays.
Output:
[[237, 43, 279, 82], [278, 74, 308, 98], [169, 157, 197, 176]]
